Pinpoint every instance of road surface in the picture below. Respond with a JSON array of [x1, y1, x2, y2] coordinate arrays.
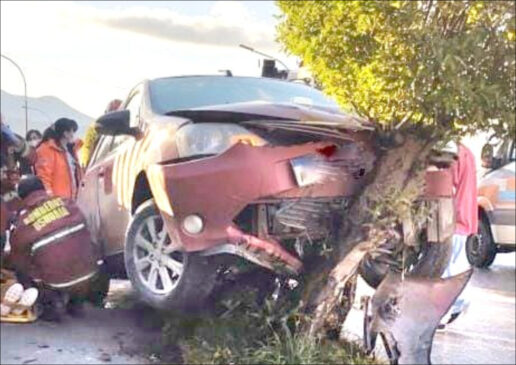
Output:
[[0, 281, 165, 365], [1, 254, 515, 364]]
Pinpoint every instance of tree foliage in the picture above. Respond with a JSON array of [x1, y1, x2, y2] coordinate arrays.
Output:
[[276, 0, 515, 139]]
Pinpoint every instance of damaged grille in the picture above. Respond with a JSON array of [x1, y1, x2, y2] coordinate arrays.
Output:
[[234, 198, 350, 240], [273, 198, 349, 236]]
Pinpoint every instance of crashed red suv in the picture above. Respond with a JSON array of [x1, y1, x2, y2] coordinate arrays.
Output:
[[77, 76, 453, 310]]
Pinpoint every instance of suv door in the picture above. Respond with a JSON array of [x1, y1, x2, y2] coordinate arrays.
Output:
[[77, 135, 114, 252], [494, 140, 516, 245], [96, 135, 131, 256], [479, 139, 516, 246], [96, 88, 143, 256]]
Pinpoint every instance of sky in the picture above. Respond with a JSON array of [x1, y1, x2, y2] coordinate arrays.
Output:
[[1, 1, 299, 118]]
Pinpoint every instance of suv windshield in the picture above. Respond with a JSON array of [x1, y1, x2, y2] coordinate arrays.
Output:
[[149, 76, 338, 114]]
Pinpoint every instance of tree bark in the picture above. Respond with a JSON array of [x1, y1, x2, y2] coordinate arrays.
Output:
[[300, 135, 433, 338]]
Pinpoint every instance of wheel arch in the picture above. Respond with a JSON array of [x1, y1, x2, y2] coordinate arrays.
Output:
[[478, 205, 497, 243], [131, 167, 175, 218], [131, 171, 153, 215], [478, 205, 490, 222]]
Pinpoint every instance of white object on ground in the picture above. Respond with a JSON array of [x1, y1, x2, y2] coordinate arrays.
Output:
[[1, 283, 24, 316], [2, 283, 24, 305], [11, 287, 39, 315], [1, 303, 12, 316]]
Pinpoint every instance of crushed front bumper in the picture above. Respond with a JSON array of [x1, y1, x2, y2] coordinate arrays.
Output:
[[151, 141, 371, 274]]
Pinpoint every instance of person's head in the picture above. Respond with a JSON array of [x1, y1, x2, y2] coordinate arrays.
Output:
[[105, 99, 122, 114], [26, 129, 42, 147], [17, 174, 45, 199], [42, 118, 78, 145]]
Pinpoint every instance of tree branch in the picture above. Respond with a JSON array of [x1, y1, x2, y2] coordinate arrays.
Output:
[[424, 0, 434, 25]]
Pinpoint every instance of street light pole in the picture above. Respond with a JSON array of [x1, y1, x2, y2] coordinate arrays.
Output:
[[1, 54, 28, 133], [22, 105, 51, 124], [239, 44, 290, 71]]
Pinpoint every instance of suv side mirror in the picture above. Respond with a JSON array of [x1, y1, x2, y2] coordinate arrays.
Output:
[[95, 110, 138, 137]]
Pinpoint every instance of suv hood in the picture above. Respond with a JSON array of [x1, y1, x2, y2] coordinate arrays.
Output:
[[165, 101, 374, 132]]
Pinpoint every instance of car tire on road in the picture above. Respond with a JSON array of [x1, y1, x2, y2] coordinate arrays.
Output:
[[124, 200, 218, 312], [466, 217, 497, 268]]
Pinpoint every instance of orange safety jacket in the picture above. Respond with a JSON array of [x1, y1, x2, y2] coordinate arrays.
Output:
[[35, 140, 83, 200]]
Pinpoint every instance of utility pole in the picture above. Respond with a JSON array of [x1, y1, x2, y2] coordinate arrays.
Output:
[[1, 54, 28, 133], [22, 105, 51, 124], [239, 44, 290, 71]]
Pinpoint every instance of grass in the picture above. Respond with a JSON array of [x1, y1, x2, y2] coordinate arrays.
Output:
[[160, 285, 380, 365]]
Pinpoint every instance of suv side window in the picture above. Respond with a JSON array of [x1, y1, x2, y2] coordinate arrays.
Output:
[[90, 136, 113, 166], [125, 88, 143, 128], [110, 135, 129, 154]]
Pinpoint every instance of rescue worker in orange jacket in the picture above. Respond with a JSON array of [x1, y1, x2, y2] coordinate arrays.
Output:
[[35, 118, 82, 200]]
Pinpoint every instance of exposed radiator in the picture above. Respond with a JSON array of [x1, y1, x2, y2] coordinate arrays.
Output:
[[273, 198, 349, 236]]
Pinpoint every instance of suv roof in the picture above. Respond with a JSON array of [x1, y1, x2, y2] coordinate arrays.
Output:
[[150, 74, 295, 84]]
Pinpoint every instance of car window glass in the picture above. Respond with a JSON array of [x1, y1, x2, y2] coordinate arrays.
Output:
[[495, 139, 510, 159], [510, 141, 515, 161], [125, 91, 142, 128], [149, 76, 338, 114], [110, 135, 129, 154], [88, 136, 105, 166], [91, 136, 113, 165]]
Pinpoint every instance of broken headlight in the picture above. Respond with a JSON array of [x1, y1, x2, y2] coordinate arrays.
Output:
[[175, 123, 266, 158]]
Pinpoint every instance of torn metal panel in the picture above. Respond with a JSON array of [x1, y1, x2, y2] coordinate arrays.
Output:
[[364, 270, 473, 365], [201, 225, 303, 275]]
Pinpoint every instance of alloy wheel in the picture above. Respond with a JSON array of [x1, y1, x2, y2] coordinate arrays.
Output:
[[133, 215, 184, 295]]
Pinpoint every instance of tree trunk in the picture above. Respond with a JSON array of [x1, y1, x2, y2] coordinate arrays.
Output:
[[301, 135, 433, 338]]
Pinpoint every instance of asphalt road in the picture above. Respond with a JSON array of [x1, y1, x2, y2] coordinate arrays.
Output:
[[432, 253, 516, 365], [342, 252, 516, 365], [1, 254, 515, 364], [0, 281, 163, 365]]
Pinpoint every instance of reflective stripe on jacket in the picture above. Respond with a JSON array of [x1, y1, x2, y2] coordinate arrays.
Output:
[[9, 190, 99, 291]]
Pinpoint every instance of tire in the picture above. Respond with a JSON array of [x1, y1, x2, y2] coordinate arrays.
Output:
[[359, 238, 452, 289], [124, 200, 218, 312], [466, 217, 497, 268], [358, 254, 390, 289]]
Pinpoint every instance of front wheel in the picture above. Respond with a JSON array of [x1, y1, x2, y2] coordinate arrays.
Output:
[[124, 200, 218, 312], [466, 217, 497, 268]]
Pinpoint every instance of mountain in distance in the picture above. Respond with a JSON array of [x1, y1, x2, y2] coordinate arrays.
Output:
[[1, 89, 93, 137]]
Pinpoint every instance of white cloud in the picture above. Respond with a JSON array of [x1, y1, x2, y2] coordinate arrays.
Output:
[[1, 1, 296, 119], [82, 3, 278, 51]]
